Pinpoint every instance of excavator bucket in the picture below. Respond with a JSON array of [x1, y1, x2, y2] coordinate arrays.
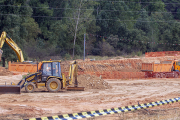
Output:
[[67, 87, 85, 91], [0, 85, 21, 94], [0, 49, 3, 61]]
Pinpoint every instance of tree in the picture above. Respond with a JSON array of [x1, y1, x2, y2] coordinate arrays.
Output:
[[135, 9, 151, 34], [96, 1, 134, 36], [22, 18, 41, 42], [48, 20, 71, 56], [99, 39, 115, 56], [29, 0, 53, 40], [163, 0, 180, 19], [62, 0, 98, 59]]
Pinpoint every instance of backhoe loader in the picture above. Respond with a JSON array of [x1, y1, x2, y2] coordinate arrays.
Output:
[[0, 60, 84, 94], [0, 31, 24, 62]]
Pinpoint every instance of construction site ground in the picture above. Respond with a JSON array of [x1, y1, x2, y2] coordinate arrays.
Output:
[[1, 55, 180, 120], [0, 75, 180, 119]]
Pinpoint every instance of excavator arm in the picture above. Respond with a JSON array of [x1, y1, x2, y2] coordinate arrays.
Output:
[[0, 31, 24, 62]]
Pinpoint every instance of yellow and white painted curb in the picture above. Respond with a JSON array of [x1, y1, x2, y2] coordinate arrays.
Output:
[[22, 97, 180, 120]]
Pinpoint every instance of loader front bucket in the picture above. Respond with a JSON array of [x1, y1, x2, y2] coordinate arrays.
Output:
[[67, 87, 85, 91], [0, 85, 21, 94], [0, 49, 3, 61]]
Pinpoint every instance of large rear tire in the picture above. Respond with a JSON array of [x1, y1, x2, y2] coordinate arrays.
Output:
[[46, 78, 61, 92], [25, 82, 36, 93]]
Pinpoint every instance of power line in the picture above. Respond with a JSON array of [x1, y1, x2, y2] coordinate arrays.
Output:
[[0, 4, 180, 14], [87, 33, 180, 46], [0, 13, 179, 24], [0, 5, 66, 10], [86, 0, 180, 5]]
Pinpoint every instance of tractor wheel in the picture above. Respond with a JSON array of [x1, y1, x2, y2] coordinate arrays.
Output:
[[46, 78, 61, 92], [25, 82, 36, 93]]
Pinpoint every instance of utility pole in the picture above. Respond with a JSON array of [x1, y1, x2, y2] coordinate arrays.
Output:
[[151, 29, 153, 52], [83, 34, 86, 61]]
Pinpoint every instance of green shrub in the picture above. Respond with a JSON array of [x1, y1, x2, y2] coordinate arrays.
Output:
[[74, 55, 81, 60], [22, 73, 31, 79], [137, 51, 142, 56], [64, 53, 71, 60], [132, 51, 136, 57]]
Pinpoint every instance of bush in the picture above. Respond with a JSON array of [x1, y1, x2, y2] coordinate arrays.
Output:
[[64, 53, 72, 60], [137, 51, 142, 56], [99, 41, 115, 56], [74, 55, 81, 60], [132, 51, 136, 57], [116, 50, 121, 56]]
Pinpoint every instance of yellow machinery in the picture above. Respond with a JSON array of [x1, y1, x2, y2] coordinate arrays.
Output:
[[0, 31, 24, 62], [7, 60, 84, 93]]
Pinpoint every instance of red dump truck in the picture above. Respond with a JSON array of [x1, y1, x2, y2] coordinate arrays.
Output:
[[141, 60, 180, 78]]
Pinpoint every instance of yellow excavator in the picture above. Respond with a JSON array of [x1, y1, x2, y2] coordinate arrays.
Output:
[[0, 31, 24, 62], [0, 60, 84, 94]]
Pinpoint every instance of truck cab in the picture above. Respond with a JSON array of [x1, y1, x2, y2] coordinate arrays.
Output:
[[173, 61, 180, 71]]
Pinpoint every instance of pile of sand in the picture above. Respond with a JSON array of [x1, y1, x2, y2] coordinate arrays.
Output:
[[77, 74, 112, 90], [0, 67, 13, 76]]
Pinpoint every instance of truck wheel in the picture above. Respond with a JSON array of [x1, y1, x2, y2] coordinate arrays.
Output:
[[161, 73, 166, 78], [25, 82, 36, 93], [155, 73, 161, 78], [46, 78, 61, 92], [174, 73, 178, 78]]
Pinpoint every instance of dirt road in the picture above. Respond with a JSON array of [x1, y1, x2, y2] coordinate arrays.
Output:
[[0, 75, 180, 120]]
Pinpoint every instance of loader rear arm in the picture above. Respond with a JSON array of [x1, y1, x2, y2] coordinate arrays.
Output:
[[68, 61, 78, 87]]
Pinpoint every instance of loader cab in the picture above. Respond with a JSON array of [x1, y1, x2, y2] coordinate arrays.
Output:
[[41, 61, 62, 81]]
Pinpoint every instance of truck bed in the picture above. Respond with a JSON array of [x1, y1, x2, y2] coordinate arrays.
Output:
[[141, 61, 173, 72]]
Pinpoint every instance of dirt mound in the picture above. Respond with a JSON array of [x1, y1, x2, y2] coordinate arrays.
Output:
[[76, 58, 143, 73], [0, 67, 13, 76], [77, 74, 112, 90]]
